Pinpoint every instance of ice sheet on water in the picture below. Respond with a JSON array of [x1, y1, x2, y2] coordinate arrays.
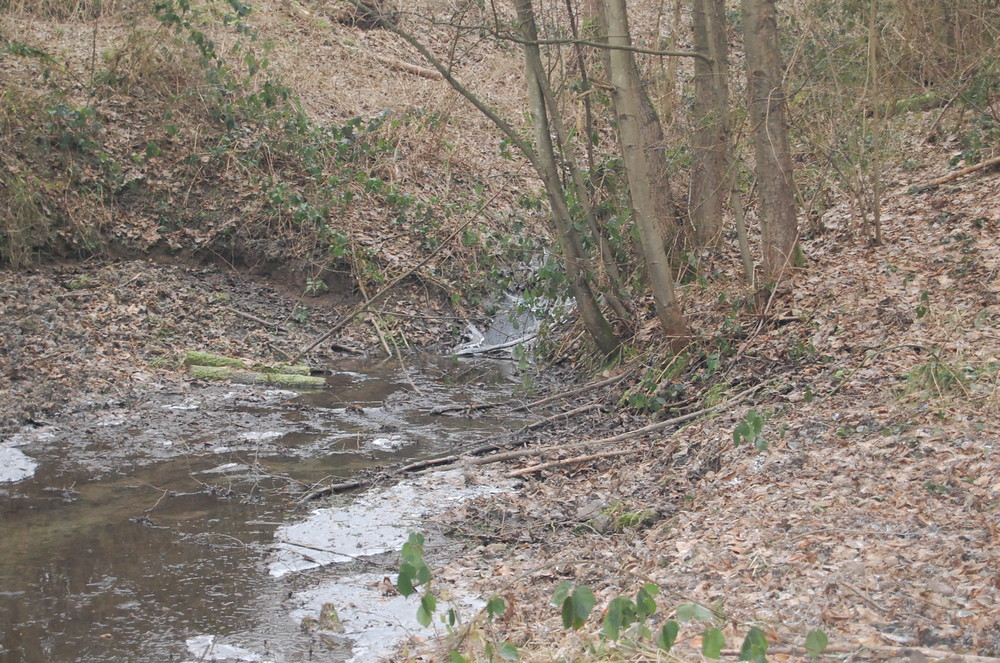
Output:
[[269, 469, 512, 577], [0, 443, 38, 483]]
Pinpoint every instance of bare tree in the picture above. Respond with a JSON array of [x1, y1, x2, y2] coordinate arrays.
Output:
[[689, 0, 726, 247], [601, 0, 688, 349], [741, 0, 798, 285], [366, 0, 623, 355]]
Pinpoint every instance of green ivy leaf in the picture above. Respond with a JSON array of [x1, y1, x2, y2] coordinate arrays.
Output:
[[805, 629, 829, 658], [676, 602, 715, 623], [636, 585, 657, 619], [602, 597, 637, 640], [416, 592, 437, 628], [498, 643, 520, 661], [560, 585, 595, 630], [739, 627, 769, 663], [397, 562, 417, 597], [702, 627, 726, 659], [657, 621, 680, 652], [551, 580, 572, 607], [486, 596, 506, 620]]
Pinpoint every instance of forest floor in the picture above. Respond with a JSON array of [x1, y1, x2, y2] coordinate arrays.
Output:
[[401, 159, 1000, 661], [2, 0, 1000, 661]]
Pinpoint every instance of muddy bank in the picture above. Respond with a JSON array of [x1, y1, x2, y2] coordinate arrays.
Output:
[[0, 260, 482, 433]]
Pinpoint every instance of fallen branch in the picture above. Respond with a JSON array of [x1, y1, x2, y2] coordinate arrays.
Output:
[[225, 306, 291, 333], [368, 52, 441, 79], [453, 333, 537, 357], [520, 403, 604, 431], [429, 370, 630, 416], [510, 370, 632, 412], [507, 449, 632, 477], [916, 154, 1000, 190], [420, 381, 765, 473], [297, 478, 369, 502]]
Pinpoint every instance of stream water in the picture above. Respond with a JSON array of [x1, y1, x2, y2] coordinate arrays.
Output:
[[0, 356, 529, 663]]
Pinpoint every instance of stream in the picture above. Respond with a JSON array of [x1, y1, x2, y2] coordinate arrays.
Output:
[[0, 356, 531, 663]]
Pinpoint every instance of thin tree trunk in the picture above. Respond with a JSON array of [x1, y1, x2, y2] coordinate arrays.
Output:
[[690, 0, 726, 247], [586, 0, 684, 268], [741, 0, 798, 285], [602, 0, 688, 350], [515, 0, 623, 355]]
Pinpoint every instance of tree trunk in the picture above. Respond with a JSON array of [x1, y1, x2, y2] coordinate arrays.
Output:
[[601, 0, 688, 350], [741, 0, 798, 285], [515, 0, 623, 356], [585, 0, 684, 267], [689, 0, 727, 247]]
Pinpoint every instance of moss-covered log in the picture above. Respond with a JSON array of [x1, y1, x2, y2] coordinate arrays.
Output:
[[185, 350, 247, 368], [188, 364, 327, 387]]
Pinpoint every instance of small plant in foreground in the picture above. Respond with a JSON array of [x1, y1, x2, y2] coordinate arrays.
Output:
[[396, 532, 828, 661], [734, 409, 768, 450]]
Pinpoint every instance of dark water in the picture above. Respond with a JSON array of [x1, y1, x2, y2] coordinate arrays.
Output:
[[0, 356, 527, 663]]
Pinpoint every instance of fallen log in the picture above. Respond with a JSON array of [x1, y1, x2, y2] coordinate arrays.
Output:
[[188, 365, 328, 388], [914, 154, 1000, 191], [507, 449, 633, 478]]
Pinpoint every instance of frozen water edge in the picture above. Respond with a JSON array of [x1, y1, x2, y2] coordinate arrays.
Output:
[[270, 469, 512, 578], [271, 468, 516, 663], [0, 441, 38, 483]]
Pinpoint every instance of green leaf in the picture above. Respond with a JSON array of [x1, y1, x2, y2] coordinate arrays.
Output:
[[560, 585, 595, 630], [551, 580, 572, 607], [498, 643, 520, 661], [734, 422, 749, 445], [571, 585, 596, 628], [397, 562, 416, 597], [603, 597, 636, 640], [805, 629, 828, 658], [739, 627, 769, 663], [676, 602, 715, 623], [657, 621, 680, 652], [702, 627, 726, 659], [636, 585, 657, 619], [449, 652, 470, 663], [486, 596, 506, 620], [416, 592, 437, 628]]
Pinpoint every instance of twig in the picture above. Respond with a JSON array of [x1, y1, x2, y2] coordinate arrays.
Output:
[[510, 370, 632, 412], [507, 449, 632, 477], [225, 306, 291, 332], [429, 370, 630, 415], [425, 382, 765, 472], [453, 333, 537, 356], [520, 402, 604, 431]]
